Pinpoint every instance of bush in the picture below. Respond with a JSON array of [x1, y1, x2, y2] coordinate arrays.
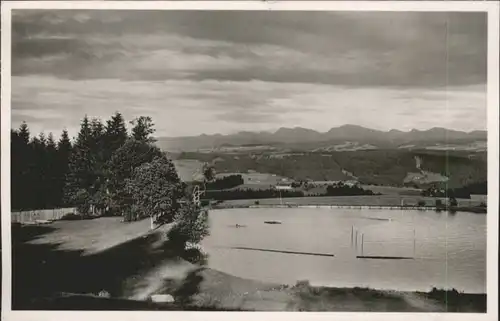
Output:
[[325, 184, 375, 196], [167, 202, 209, 251], [73, 189, 92, 215], [167, 226, 190, 251], [417, 200, 426, 207], [183, 247, 208, 265]]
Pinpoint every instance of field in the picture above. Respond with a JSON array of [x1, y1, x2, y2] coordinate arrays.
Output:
[[215, 195, 484, 208], [217, 171, 291, 190], [403, 171, 449, 185], [176, 149, 487, 189], [172, 159, 204, 182]]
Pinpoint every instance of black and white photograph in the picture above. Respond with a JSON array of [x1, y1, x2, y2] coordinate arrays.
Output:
[[1, 1, 499, 319]]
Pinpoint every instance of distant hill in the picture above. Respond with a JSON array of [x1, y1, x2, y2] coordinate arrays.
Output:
[[156, 125, 487, 152]]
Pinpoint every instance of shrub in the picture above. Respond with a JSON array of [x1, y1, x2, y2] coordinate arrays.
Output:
[[167, 202, 209, 251], [417, 200, 426, 207]]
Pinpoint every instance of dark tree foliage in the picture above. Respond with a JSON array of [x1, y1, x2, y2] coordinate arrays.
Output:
[[104, 112, 128, 160], [167, 202, 210, 249], [126, 156, 184, 223], [421, 181, 487, 199], [203, 183, 378, 201], [11, 114, 176, 220], [11, 123, 73, 210], [325, 183, 376, 196], [65, 116, 98, 214], [11, 124, 31, 210], [205, 188, 304, 201], [56, 130, 73, 206], [130, 116, 156, 143], [205, 175, 244, 190], [106, 139, 164, 218]]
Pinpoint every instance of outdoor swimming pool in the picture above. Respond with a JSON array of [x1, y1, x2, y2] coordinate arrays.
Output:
[[202, 207, 487, 293]]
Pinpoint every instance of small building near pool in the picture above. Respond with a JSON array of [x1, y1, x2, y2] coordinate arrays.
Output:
[[274, 183, 293, 191]]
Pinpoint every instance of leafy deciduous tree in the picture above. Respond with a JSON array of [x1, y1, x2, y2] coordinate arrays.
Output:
[[126, 156, 184, 227], [106, 139, 164, 219]]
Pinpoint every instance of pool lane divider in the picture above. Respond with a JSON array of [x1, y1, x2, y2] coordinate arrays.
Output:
[[230, 246, 335, 257], [356, 256, 414, 260]]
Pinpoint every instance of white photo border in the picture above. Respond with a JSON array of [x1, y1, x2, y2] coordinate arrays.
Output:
[[1, 1, 499, 321]]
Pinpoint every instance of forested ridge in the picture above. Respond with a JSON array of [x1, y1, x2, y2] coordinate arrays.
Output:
[[176, 150, 486, 189]]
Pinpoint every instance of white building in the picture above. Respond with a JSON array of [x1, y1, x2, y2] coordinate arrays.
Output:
[[274, 184, 293, 191]]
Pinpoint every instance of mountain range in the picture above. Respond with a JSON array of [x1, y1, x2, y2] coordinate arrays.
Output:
[[156, 125, 487, 152]]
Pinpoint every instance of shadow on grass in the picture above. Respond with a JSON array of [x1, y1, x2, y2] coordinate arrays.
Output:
[[11, 223, 58, 243], [421, 287, 487, 313], [12, 223, 204, 310], [12, 221, 215, 310]]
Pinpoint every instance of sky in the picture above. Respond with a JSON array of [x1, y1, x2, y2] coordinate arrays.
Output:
[[11, 10, 487, 139]]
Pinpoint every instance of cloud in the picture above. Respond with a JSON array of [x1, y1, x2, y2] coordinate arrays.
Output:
[[12, 10, 487, 88], [10, 10, 487, 136], [11, 75, 486, 138]]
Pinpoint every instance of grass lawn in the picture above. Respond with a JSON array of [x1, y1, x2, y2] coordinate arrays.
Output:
[[12, 217, 172, 309], [18, 216, 162, 255], [156, 268, 486, 312]]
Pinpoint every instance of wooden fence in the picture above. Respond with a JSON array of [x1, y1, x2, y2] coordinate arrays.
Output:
[[11, 207, 77, 224]]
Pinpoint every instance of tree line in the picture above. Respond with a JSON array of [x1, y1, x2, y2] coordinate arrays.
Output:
[[325, 182, 379, 196], [11, 113, 185, 222], [203, 183, 378, 201], [420, 181, 487, 199], [204, 188, 304, 201], [205, 174, 244, 190], [11, 123, 72, 210]]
